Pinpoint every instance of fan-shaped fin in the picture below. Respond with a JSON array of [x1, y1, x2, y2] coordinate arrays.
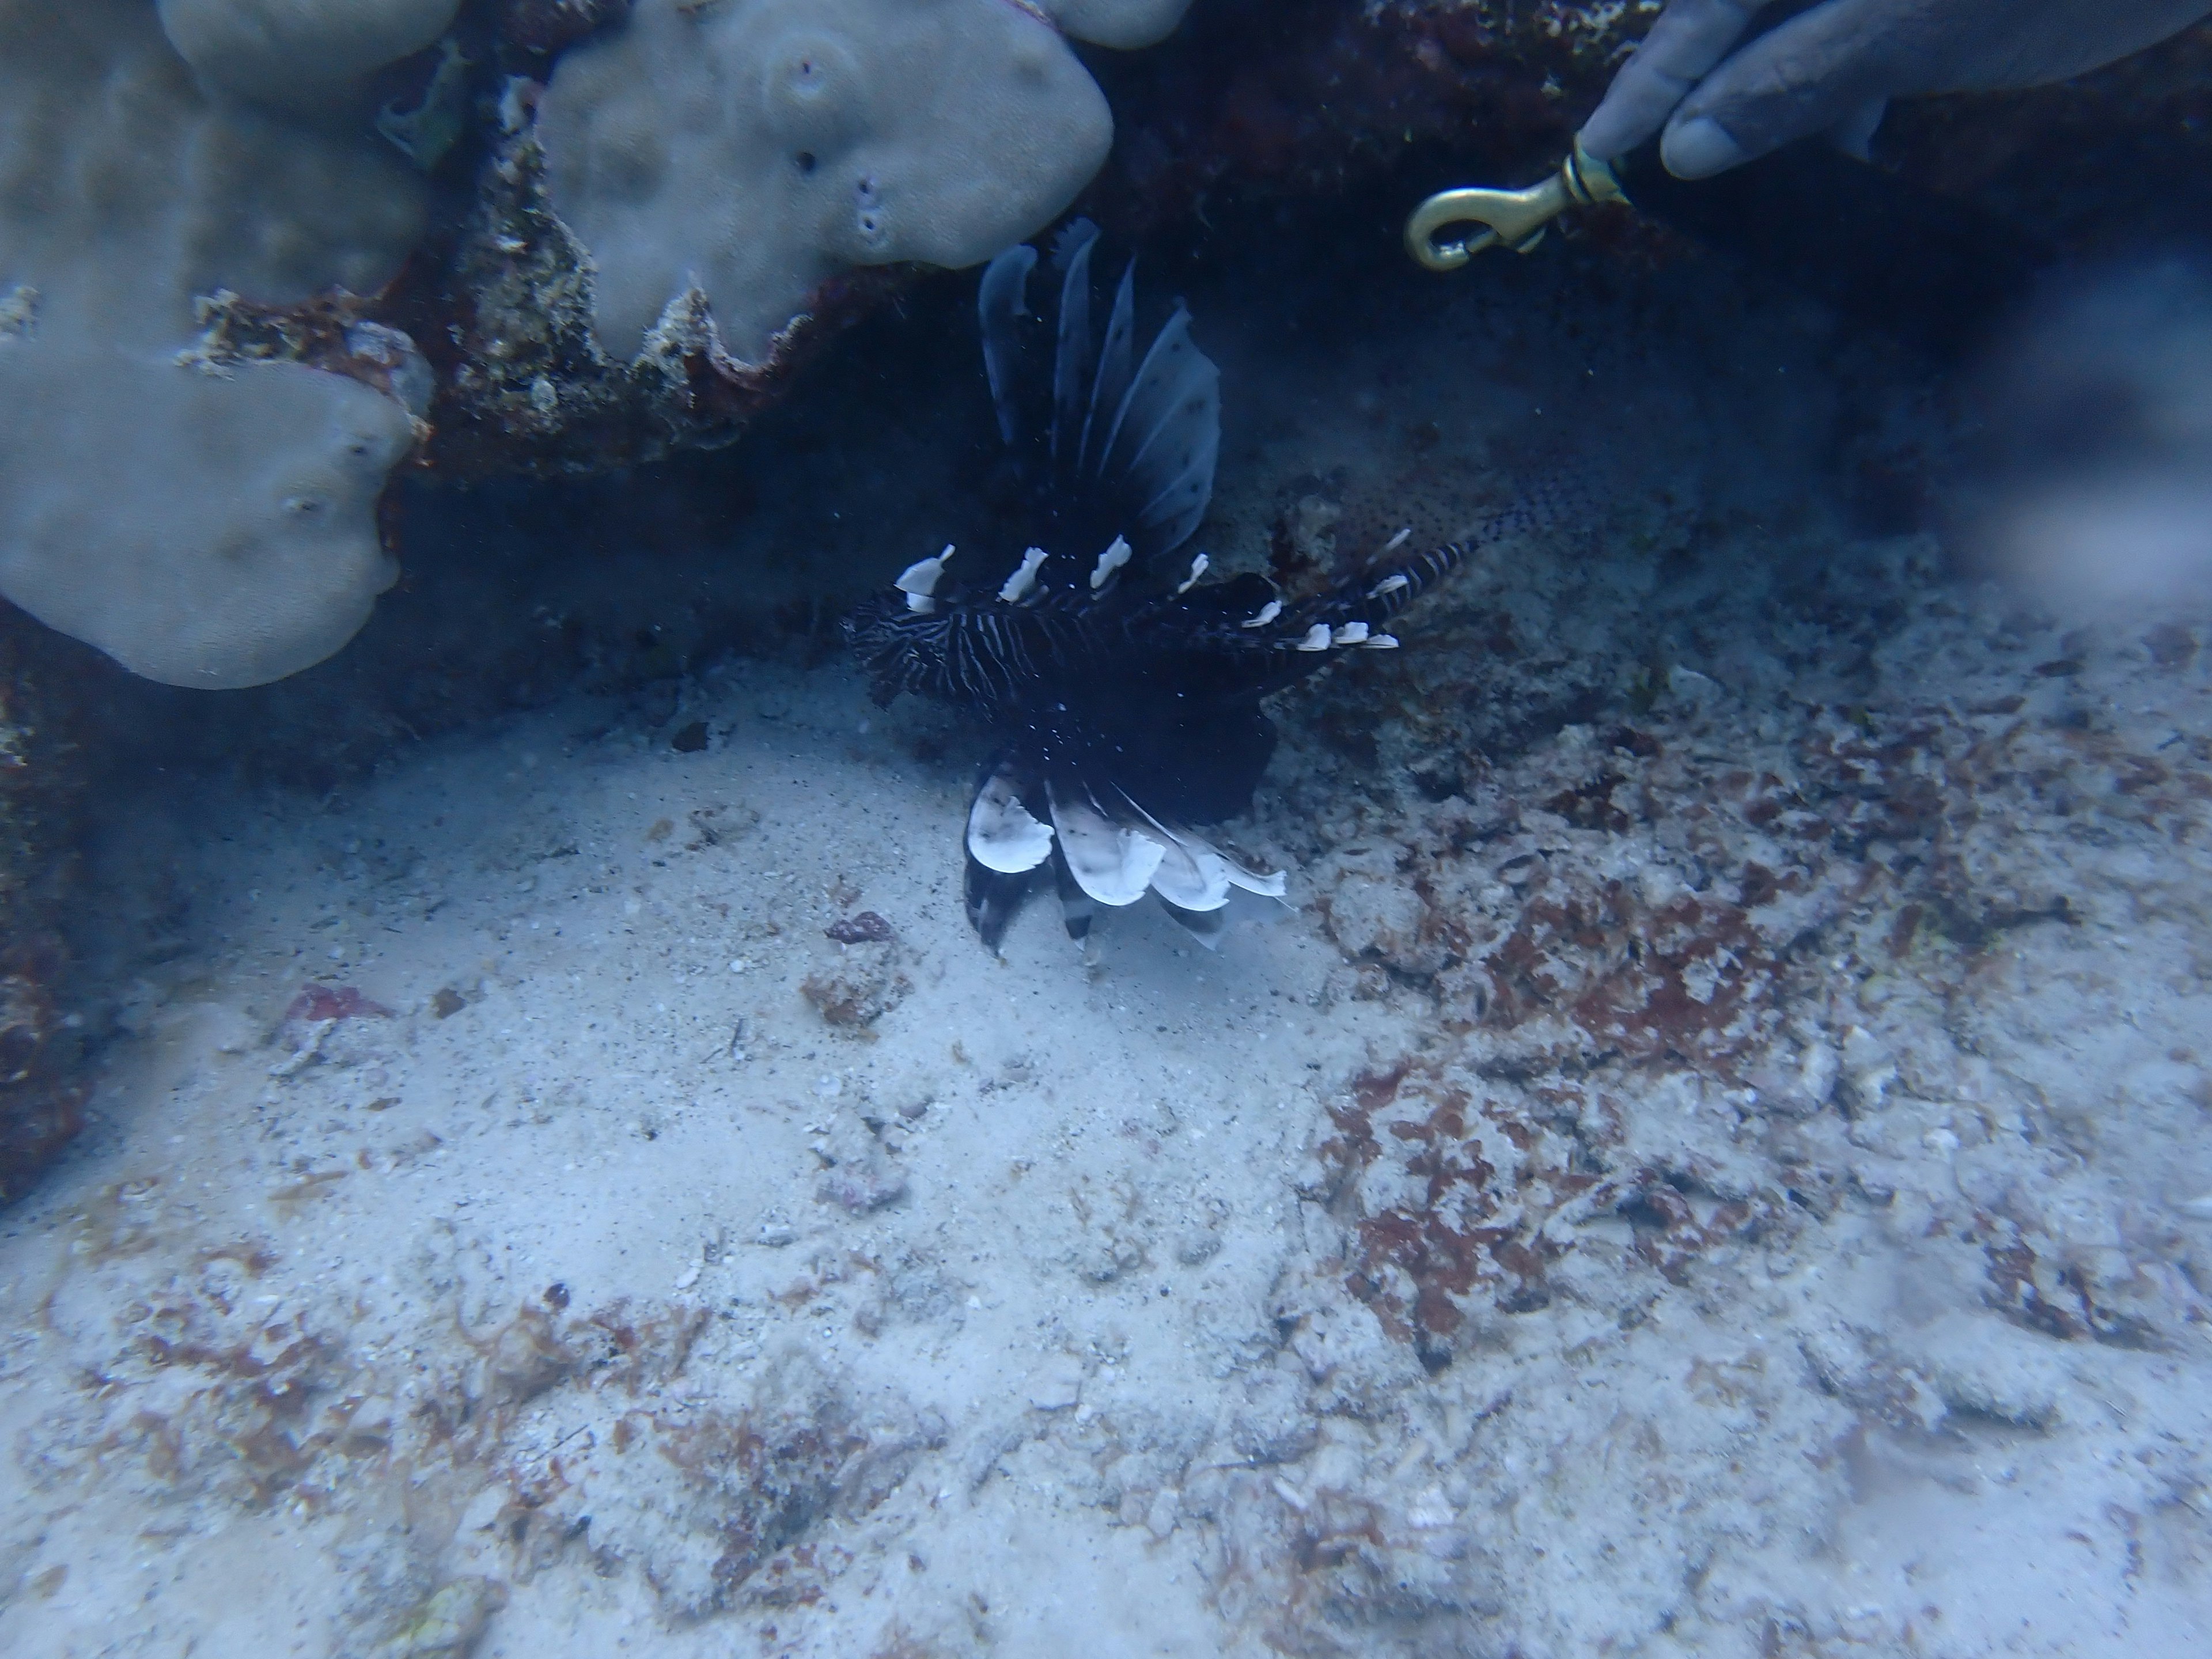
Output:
[[967, 767, 1054, 874], [1157, 895, 1228, 949], [1224, 862, 1287, 899], [1123, 793, 1285, 906], [1052, 854, 1097, 942], [1134, 426, 1221, 554], [1079, 260, 1137, 480], [1099, 307, 1219, 554], [1050, 217, 1099, 270], [978, 245, 1036, 447], [1051, 222, 1101, 479], [964, 858, 1035, 953], [1144, 834, 1232, 912], [1047, 780, 1164, 907], [1115, 793, 1231, 912]]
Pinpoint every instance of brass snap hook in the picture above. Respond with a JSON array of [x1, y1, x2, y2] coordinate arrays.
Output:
[[1405, 141, 1631, 271]]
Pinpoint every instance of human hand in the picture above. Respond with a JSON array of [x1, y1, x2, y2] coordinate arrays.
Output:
[[1577, 0, 2212, 177]]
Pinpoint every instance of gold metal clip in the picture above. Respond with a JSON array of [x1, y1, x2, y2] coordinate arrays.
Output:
[[1404, 140, 1631, 271]]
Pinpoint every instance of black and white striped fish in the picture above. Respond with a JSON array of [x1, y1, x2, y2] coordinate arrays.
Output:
[[844, 221, 1468, 952]]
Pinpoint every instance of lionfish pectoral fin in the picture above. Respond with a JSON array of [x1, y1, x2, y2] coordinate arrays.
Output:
[[1051, 221, 1101, 479], [1116, 793, 1232, 912], [1222, 857, 1288, 900], [1119, 791, 1289, 915], [1051, 852, 1097, 942], [965, 857, 1036, 954], [1078, 260, 1137, 479], [1157, 895, 1228, 949], [979, 243, 1039, 446], [1047, 778, 1165, 907], [1099, 306, 1220, 558], [967, 764, 1055, 874]]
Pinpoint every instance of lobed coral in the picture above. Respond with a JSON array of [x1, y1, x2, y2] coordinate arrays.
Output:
[[0, 0, 430, 688], [0, 0, 1222, 681], [537, 0, 1115, 362], [156, 0, 463, 115]]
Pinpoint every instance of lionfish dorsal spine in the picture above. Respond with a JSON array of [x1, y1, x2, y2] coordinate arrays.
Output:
[[1051, 221, 1103, 480], [1078, 260, 1138, 481], [998, 546, 1050, 605], [1097, 305, 1191, 483], [978, 245, 1037, 446], [1256, 537, 1470, 657], [1089, 535, 1132, 591], [1101, 306, 1220, 555]]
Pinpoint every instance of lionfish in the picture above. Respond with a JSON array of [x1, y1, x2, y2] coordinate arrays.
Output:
[[844, 222, 1466, 952]]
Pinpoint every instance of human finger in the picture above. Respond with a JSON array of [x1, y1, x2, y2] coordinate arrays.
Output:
[[1658, 0, 1950, 176], [1658, 0, 2212, 176], [1576, 0, 1778, 162]]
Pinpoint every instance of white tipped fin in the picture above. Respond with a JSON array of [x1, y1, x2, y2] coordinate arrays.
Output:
[[1048, 783, 1164, 907], [1117, 794, 1284, 912], [1143, 831, 1232, 912], [998, 547, 1050, 605], [1294, 623, 1331, 652], [1240, 599, 1282, 630], [1332, 621, 1369, 645], [896, 544, 955, 598], [1367, 572, 1410, 599], [1090, 534, 1132, 591], [1226, 863, 1288, 899], [1363, 634, 1400, 649], [1160, 897, 1228, 949], [1382, 527, 1413, 554], [968, 770, 1054, 874], [1176, 552, 1209, 595], [896, 544, 956, 613]]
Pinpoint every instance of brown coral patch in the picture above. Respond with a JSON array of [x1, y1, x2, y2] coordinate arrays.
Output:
[[1320, 1064, 1603, 1365], [650, 1406, 870, 1608], [181, 289, 433, 427], [1484, 881, 1779, 1068]]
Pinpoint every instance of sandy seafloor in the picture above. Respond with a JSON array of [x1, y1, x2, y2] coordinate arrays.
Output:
[[5, 252, 2212, 1658]]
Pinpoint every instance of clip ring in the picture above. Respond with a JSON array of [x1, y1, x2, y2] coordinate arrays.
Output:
[[1405, 142, 1630, 272]]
